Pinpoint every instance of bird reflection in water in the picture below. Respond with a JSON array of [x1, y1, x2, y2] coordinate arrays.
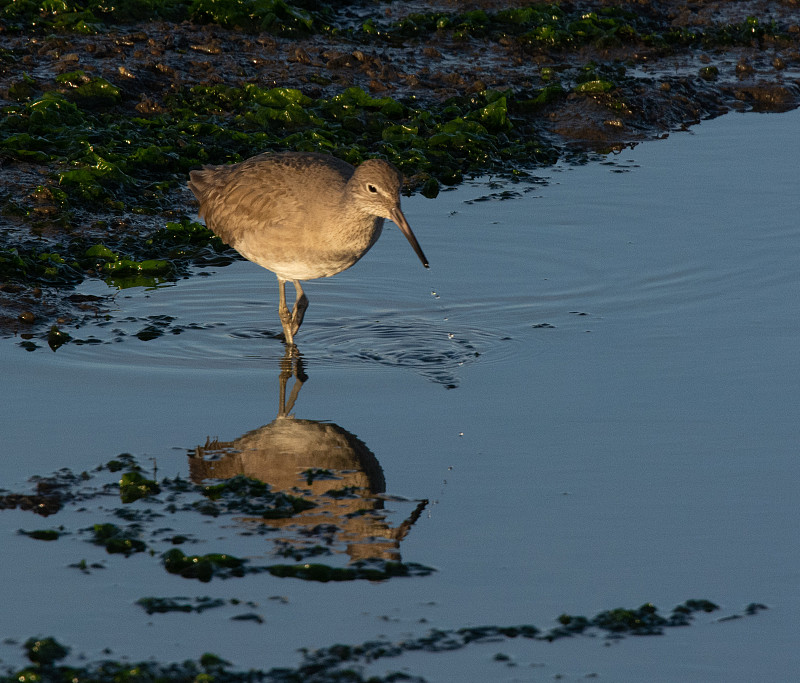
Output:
[[188, 348, 427, 564]]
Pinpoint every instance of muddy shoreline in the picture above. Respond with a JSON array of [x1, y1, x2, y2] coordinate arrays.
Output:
[[1, 0, 799, 341]]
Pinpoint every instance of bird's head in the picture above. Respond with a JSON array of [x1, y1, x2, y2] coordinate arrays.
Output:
[[352, 159, 429, 268]]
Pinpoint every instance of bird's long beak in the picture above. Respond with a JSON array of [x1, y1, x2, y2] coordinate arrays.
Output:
[[390, 207, 429, 268]]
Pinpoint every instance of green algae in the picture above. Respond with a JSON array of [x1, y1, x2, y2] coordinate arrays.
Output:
[[91, 522, 147, 555], [373, 5, 636, 47], [162, 548, 248, 581], [46, 325, 71, 350], [194, 474, 316, 519], [188, 0, 329, 35], [119, 470, 161, 503], [161, 83, 550, 186], [104, 455, 133, 472], [575, 79, 615, 95], [360, 4, 787, 52], [0, 454, 772, 665], [3, 602, 764, 682], [2, 454, 426, 583], [55, 70, 121, 107], [0, 80, 553, 298], [136, 595, 228, 614], [267, 558, 435, 582], [552, 600, 717, 638], [8, 74, 37, 102], [19, 528, 61, 541], [230, 612, 264, 623], [22, 637, 69, 666], [158, 550, 435, 584], [0, 0, 333, 33], [1, 80, 552, 214], [0, 221, 231, 290]]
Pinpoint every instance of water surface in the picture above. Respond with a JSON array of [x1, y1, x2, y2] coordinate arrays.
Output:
[[2, 109, 799, 682]]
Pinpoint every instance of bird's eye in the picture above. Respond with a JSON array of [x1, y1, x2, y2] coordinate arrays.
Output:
[[367, 184, 378, 194]]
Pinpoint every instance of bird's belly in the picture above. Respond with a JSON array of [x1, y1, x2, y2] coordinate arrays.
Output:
[[235, 241, 367, 281], [232, 220, 383, 281]]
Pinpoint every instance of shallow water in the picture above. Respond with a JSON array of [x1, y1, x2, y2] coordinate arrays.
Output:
[[2, 108, 800, 681]]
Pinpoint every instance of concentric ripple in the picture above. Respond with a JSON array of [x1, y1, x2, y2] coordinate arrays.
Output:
[[299, 314, 512, 388], [51, 261, 521, 384]]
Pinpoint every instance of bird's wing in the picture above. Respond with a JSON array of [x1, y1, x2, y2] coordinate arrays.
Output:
[[189, 165, 310, 248]]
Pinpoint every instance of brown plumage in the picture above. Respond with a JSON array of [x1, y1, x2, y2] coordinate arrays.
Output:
[[188, 152, 428, 345]]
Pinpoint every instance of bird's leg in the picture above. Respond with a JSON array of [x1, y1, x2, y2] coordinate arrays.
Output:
[[278, 345, 293, 415], [290, 280, 308, 336], [277, 277, 295, 345], [283, 347, 306, 415], [277, 345, 307, 417]]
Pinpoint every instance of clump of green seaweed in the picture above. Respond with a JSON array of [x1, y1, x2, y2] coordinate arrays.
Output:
[[0, 219, 233, 290], [119, 470, 161, 503], [91, 522, 147, 555], [162, 548, 248, 581], [1, 81, 553, 220], [136, 595, 230, 614], [18, 528, 62, 541]]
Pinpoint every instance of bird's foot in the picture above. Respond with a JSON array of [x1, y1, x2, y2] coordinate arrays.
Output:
[[279, 305, 295, 345]]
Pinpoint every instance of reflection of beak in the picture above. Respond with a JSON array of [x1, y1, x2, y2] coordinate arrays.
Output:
[[390, 207, 429, 268]]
